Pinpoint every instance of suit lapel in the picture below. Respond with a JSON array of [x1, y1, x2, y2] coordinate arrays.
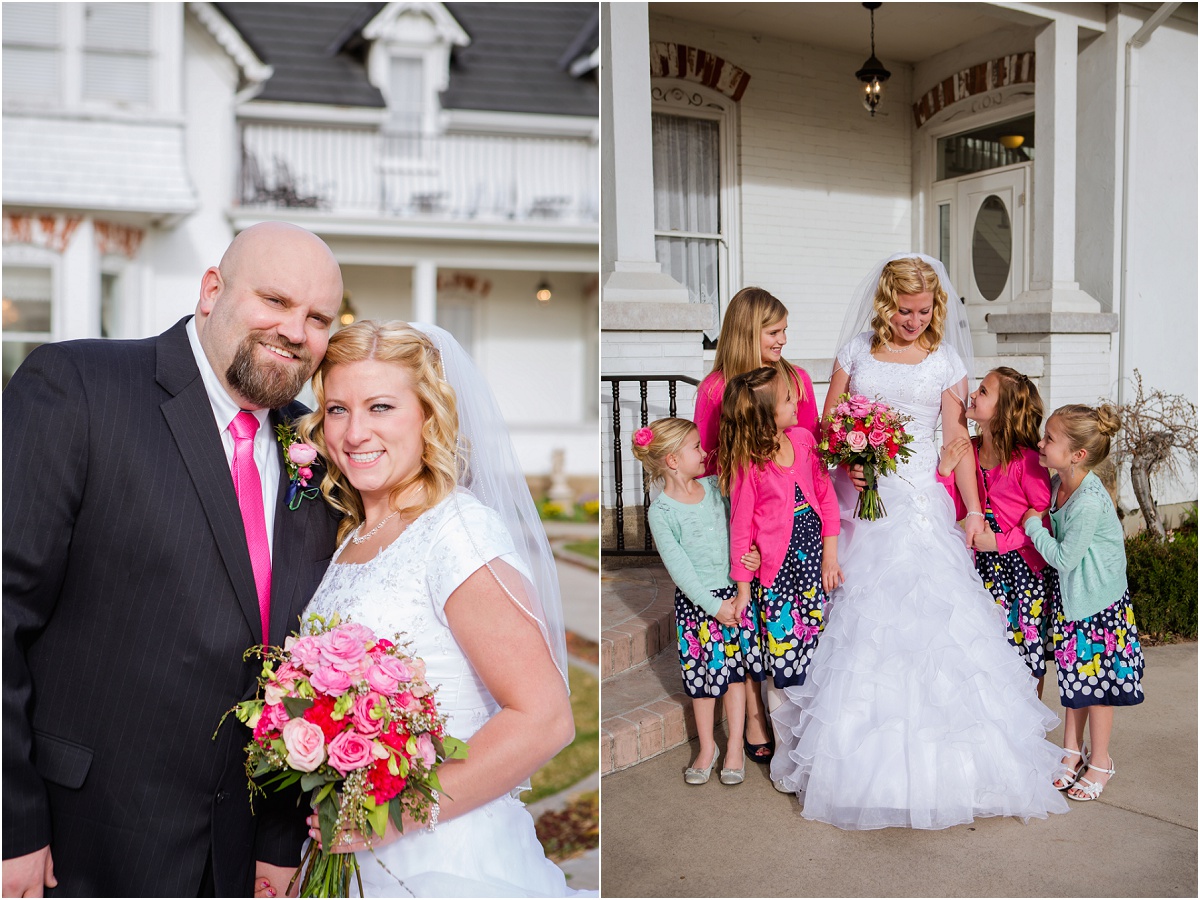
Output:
[[157, 318, 264, 642]]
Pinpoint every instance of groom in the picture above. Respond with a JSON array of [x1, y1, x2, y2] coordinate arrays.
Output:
[[3, 223, 343, 896]]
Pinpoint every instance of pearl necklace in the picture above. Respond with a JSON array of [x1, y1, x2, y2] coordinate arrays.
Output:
[[882, 339, 908, 354], [351, 509, 401, 545]]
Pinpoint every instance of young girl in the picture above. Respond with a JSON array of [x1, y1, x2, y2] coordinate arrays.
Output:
[[937, 367, 1053, 692], [634, 418, 763, 786], [695, 286, 819, 478], [1022, 404, 1145, 801], [719, 367, 841, 780]]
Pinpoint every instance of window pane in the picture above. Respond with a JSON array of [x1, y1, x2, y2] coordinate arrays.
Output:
[[972, 195, 1012, 301], [654, 234, 719, 327], [3, 341, 45, 389], [651, 114, 719, 234], [387, 57, 423, 133], [3, 3, 60, 45], [100, 272, 121, 339], [936, 114, 1034, 180], [3, 46, 61, 104], [84, 3, 150, 51], [82, 51, 150, 106], [3, 266, 53, 333], [938, 203, 950, 265]]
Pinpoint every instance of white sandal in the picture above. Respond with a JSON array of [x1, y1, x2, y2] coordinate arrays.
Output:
[[1068, 756, 1115, 801], [1052, 746, 1089, 791]]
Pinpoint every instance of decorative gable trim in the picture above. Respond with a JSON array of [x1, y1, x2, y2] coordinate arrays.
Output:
[[912, 53, 1036, 129], [649, 42, 750, 102], [188, 1, 273, 85], [361, 2, 470, 48]]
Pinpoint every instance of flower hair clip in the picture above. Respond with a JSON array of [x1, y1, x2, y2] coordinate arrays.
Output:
[[634, 427, 654, 448], [275, 424, 321, 510]]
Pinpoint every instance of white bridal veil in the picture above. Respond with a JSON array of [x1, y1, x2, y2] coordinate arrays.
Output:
[[411, 323, 570, 690], [832, 252, 975, 407]]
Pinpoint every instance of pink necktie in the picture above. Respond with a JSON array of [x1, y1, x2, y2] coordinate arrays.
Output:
[[230, 411, 272, 642]]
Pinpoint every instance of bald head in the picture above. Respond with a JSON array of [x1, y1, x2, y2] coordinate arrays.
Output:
[[195, 223, 344, 409]]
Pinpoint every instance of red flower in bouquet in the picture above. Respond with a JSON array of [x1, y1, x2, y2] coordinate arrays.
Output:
[[818, 393, 915, 520], [223, 613, 468, 898]]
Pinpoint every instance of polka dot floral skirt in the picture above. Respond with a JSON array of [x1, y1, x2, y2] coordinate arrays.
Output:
[[674, 585, 764, 699]]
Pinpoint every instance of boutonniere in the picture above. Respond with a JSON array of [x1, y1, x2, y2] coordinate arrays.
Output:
[[275, 424, 321, 510]]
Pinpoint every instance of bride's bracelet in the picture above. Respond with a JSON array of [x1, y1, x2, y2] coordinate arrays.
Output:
[[427, 790, 439, 832], [966, 511, 984, 519]]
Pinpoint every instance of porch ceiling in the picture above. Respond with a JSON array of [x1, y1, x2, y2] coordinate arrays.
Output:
[[647, 2, 1080, 63]]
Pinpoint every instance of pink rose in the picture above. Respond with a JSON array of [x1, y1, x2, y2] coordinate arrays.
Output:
[[287, 443, 318, 466], [337, 622, 377, 646], [353, 692, 385, 737], [309, 665, 353, 697], [282, 718, 327, 772], [846, 431, 869, 452], [327, 731, 375, 775], [868, 429, 887, 448], [415, 732, 437, 768], [298, 467, 313, 484], [284, 634, 322, 670], [318, 629, 369, 675], [366, 657, 414, 694], [834, 402, 851, 418], [395, 690, 423, 713]]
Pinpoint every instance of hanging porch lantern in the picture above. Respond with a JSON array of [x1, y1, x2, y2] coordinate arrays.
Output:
[[855, 2, 892, 117]]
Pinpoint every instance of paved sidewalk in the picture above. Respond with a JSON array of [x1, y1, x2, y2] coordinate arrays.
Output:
[[601, 642, 1197, 897]]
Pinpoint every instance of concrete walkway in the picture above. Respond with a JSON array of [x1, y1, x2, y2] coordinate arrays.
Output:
[[601, 642, 1197, 897]]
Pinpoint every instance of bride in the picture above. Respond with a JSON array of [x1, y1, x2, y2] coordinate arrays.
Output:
[[769, 254, 1070, 830], [294, 320, 586, 896]]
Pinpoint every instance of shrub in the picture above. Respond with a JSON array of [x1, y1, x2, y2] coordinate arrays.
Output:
[[1126, 508, 1197, 641]]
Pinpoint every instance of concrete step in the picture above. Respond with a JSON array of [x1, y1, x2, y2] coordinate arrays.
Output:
[[600, 564, 725, 775], [600, 564, 674, 680]]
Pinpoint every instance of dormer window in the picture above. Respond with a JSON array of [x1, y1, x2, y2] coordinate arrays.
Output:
[[387, 55, 424, 134]]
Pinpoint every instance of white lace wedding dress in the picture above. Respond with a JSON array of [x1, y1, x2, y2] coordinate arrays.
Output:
[[304, 489, 585, 897], [770, 333, 1070, 830]]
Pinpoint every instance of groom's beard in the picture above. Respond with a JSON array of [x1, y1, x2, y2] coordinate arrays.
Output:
[[226, 330, 314, 409]]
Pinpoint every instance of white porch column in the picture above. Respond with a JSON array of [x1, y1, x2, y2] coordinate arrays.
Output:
[[599, 2, 690, 305], [990, 18, 1116, 412], [59, 218, 98, 341], [412, 259, 436, 323]]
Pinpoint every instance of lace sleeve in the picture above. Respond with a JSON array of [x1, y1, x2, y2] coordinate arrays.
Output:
[[938, 341, 968, 393], [835, 332, 868, 379], [424, 494, 528, 623]]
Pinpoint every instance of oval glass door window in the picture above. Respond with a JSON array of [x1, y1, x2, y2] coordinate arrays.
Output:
[[972, 195, 1012, 301]]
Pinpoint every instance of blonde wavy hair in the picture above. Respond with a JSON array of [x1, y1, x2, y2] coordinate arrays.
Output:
[[983, 367, 1045, 471], [870, 257, 948, 353], [630, 418, 698, 487], [296, 320, 461, 543], [712, 286, 805, 405], [1049, 403, 1123, 469], [718, 367, 784, 495]]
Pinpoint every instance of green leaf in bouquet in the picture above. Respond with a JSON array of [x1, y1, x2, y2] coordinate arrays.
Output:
[[282, 696, 314, 719], [300, 772, 327, 792], [277, 771, 302, 791], [251, 757, 275, 778], [332, 693, 354, 719], [440, 736, 469, 760], [388, 797, 405, 834], [314, 781, 335, 805], [318, 793, 339, 852], [387, 752, 400, 777], [365, 796, 388, 837], [270, 738, 287, 757]]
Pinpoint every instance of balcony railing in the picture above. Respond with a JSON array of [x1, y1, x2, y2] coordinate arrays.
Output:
[[238, 123, 598, 225], [602, 374, 700, 556]]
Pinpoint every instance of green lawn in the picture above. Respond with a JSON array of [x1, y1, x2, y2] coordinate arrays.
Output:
[[522, 664, 598, 803], [564, 538, 599, 559]]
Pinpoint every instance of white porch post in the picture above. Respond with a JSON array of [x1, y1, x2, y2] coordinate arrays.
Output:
[[989, 18, 1117, 412], [59, 218, 98, 341], [412, 259, 437, 324]]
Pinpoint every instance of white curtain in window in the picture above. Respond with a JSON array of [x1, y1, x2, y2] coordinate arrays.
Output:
[[651, 114, 720, 335], [3, 4, 61, 105]]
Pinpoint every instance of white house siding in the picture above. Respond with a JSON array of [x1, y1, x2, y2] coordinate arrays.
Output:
[[648, 14, 915, 363]]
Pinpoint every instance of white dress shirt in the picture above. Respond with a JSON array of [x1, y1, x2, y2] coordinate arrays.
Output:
[[186, 317, 278, 557]]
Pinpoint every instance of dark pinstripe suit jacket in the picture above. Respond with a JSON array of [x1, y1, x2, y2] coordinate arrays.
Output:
[[3, 318, 340, 896]]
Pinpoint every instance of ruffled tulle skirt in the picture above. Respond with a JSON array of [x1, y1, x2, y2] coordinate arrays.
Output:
[[769, 469, 1070, 830], [353, 793, 593, 897]]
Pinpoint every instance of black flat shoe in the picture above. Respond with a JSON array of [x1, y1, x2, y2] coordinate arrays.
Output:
[[745, 737, 775, 764]]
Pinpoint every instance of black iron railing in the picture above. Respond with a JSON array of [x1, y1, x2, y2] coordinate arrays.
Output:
[[602, 374, 700, 555]]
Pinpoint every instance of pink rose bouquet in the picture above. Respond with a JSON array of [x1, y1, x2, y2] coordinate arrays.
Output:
[[819, 393, 915, 520], [226, 614, 467, 897]]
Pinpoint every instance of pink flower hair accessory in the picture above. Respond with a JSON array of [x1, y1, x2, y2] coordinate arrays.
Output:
[[634, 427, 654, 447]]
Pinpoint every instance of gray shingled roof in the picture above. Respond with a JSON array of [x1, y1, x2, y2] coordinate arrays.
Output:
[[215, 2, 596, 117]]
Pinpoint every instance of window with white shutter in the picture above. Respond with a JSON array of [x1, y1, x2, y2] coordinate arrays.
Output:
[[82, 3, 152, 108], [2, 3, 63, 107]]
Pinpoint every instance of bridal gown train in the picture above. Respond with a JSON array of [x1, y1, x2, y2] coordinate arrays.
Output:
[[770, 333, 1070, 830], [304, 489, 587, 897]]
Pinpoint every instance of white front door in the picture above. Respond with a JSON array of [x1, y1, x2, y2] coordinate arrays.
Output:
[[953, 165, 1029, 355]]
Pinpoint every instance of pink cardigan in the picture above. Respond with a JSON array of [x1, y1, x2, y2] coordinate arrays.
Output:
[[695, 365, 819, 477], [937, 440, 1051, 574], [728, 428, 840, 589]]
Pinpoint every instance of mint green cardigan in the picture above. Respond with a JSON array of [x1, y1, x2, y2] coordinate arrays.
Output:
[[646, 476, 734, 617], [1022, 471, 1128, 622]]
